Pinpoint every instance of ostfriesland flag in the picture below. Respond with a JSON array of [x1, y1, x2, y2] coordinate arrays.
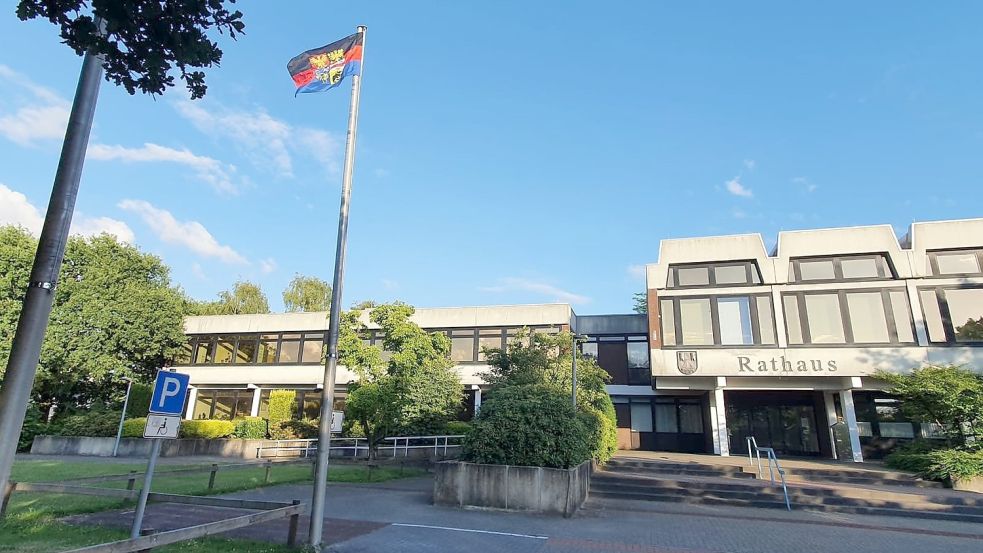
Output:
[[287, 33, 363, 95]]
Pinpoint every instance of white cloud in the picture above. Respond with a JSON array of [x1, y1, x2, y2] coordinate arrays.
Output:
[[118, 199, 247, 264], [479, 277, 590, 305], [743, 159, 756, 170], [626, 264, 646, 281], [173, 101, 341, 177], [259, 258, 277, 274], [0, 65, 71, 146], [725, 176, 753, 198], [88, 143, 238, 194], [0, 183, 134, 242]]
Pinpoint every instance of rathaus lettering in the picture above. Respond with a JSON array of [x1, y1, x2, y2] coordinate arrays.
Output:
[[737, 356, 837, 373]]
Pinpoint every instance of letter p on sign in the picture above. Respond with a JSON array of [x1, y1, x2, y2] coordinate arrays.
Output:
[[149, 371, 191, 416]]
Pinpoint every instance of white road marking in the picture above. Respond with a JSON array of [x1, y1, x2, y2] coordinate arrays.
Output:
[[391, 523, 549, 540]]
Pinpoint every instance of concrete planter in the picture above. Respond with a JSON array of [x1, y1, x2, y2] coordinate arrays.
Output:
[[953, 476, 983, 493], [433, 460, 592, 517]]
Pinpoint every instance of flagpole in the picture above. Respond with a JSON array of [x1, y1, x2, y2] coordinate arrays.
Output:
[[308, 24, 366, 551]]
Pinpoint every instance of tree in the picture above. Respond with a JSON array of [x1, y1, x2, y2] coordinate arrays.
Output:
[[17, 0, 246, 99], [192, 280, 270, 315], [339, 302, 462, 459], [282, 274, 331, 313], [632, 291, 647, 314], [0, 226, 187, 415], [956, 317, 983, 342], [877, 365, 983, 447], [480, 330, 618, 463]]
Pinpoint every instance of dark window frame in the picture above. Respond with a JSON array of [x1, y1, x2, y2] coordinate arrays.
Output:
[[661, 293, 778, 349], [789, 253, 895, 284], [782, 288, 916, 347], [425, 325, 562, 364], [927, 248, 983, 278], [583, 334, 650, 385], [178, 332, 326, 367], [918, 284, 983, 345], [667, 260, 763, 289]]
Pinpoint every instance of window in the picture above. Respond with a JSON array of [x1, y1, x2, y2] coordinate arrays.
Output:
[[630, 401, 653, 432], [790, 254, 893, 282], [929, 249, 983, 276], [175, 340, 194, 364], [193, 338, 213, 364], [477, 331, 504, 361], [193, 389, 252, 420], [661, 295, 776, 347], [258, 336, 278, 363], [654, 398, 704, 434], [627, 340, 649, 369], [213, 336, 235, 364], [235, 337, 257, 364], [784, 289, 915, 345], [667, 261, 762, 289], [920, 290, 947, 343], [654, 400, 676, 433], [945, 288, 983, 343], [581, 342, 598, 359], [278, 334, 302, 363], [301, 333, 323, 363], [450, 330, 476, 363]]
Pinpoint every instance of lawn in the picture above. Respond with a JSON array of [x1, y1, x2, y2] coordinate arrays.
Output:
[[2, 459, 426, 552]]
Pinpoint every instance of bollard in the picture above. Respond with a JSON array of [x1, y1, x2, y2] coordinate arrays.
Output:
[[207, 463, 218, 491], [1, 481, 16, 518], [264, 461, 272, 484], [286, 500, 301, 547], [136, 527, 156, 553], [126, 470, 138, 491]]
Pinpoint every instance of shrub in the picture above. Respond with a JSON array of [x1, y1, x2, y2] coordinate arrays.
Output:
[[179, 419, 235, 439], [885, 440, 946, 475], [124, 383, 153, 418], [276, 418, 319, 439], [233, 417, 268, 439], [18, 407, 47, 452], [463, 385, 594, 469], [122, 418, 147, 438], [267, 390, 296, 439], [53, 410, 122, 437], [924, 449, 983, 481], [444, 420, 472, 436]]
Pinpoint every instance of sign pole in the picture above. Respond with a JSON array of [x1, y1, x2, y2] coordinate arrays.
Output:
[[308, 24, 366, 551], [129, 438, 162, 539]]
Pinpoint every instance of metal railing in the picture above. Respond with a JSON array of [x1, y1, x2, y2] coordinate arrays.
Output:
[[256, 435, 465, 459], [746, 436, 791, 511]]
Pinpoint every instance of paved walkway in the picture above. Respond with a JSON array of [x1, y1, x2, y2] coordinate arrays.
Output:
[[65, 473, 983, 552], [613, 450, 901, 474]]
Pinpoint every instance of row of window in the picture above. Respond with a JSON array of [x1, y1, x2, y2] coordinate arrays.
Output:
[[581, 335, 651, 386], [191, 388, 338, 420], [659, 286, 982, 347], [362, 325, 563, 364], [665, 249, 983, 290], [177, 333, 326, 366]]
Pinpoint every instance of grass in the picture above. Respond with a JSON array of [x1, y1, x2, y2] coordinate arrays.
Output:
[[2, 459, 426, 552]]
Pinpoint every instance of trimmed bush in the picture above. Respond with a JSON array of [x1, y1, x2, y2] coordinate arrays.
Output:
[[925, 449, 983, 481], [277, 418, 319, 439], [233, 417, 268, 439], [267, 390, 296, 439], [179, 419, 235, 439], [885, 440, 945, 476], [124, 383, 153, 418], [463, 385, 594, 469], [122, 417, 147, 438], [53, 410, 122, 437], [444, 420, 472, 436]]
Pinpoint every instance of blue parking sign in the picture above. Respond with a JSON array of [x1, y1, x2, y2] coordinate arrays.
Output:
[[149, 371, 190, 415]]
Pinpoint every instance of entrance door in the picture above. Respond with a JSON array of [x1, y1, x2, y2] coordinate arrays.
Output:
[[726, 391, 821, 456]]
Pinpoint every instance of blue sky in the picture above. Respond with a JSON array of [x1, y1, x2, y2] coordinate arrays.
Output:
[[1, 2, 982, 314]]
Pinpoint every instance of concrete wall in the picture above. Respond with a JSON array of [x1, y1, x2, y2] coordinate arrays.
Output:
[[30, 436, 270, 458], [433, 460, 591, 517]]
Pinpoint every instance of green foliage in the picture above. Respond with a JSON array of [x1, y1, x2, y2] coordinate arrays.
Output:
[[267, 390, 296, 439], [52, 410, 122, 437], [444, 420, 472, 436], [0, 227, 187, 414], [632, 291, 648, 314], [876, 365, 983, 446], [956, 317, 983, 341], [17, 407, 46, 451], [16, 0, 245, 99], [233, 417, 268, 439], [463, 385, 595, 469], [339, 302, 462, 458], [480, 330, 617, 464], [122, 418, 146, 438], [277, 418, 319, 439], [193, 280, 271, 315], [924, 448, 983, 481], [124, 383, 153, 418], [179, 419, 235, 439], [282, 274, 332, 312]]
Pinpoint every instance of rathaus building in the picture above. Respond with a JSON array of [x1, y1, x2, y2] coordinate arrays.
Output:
[[170, 218, 983, 462]]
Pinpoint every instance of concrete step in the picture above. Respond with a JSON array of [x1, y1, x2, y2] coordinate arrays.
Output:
[[606, 458, 749, 476], [774, 468, 942, 488]]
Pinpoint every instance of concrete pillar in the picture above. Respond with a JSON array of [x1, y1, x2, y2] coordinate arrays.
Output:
[[472, 386, 482, 415], [714, 388, 729, 456], [184, 387, 197, 420], [839, 389, 864, 463], [250, 386, 262, 417], [823, 391, 838, 459], [708, 392, 721, 455]]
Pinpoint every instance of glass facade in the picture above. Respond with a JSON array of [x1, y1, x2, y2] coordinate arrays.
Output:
[[929, 249, 983, 276], [784, 289, 915, 345], [790, 254, 893, 282], [920, 286, 983, 343], [661, 295, 776, 347], [667, 261, 761, 289], [179, 332, 325, 366]]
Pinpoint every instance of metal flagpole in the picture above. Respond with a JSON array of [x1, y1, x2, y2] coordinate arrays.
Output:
[[0, 18, 105, 501], [308, 24, 366, 551]]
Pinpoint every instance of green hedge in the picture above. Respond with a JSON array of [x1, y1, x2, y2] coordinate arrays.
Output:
[[17, 408, 47, 451], [233, 417, 268, 439], [179, 419, 236, 439], [53, 410, 122, 437], [268, 390, 296, 439], [122, 417, 147, 438], [444, 420, 472, 435], [277, 418, 319, 439], [924, 449, 983, 481], [463, 385, 594, 469]]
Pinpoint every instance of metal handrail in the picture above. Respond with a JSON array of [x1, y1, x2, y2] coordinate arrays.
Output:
[[256, 435, 465, 459], [746, 436, 791, 511]]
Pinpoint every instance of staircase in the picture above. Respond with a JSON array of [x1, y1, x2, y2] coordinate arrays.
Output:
[[589, 455, 983, 523]]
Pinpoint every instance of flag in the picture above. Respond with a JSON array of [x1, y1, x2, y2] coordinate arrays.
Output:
[[287, 33, 363, 95]]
